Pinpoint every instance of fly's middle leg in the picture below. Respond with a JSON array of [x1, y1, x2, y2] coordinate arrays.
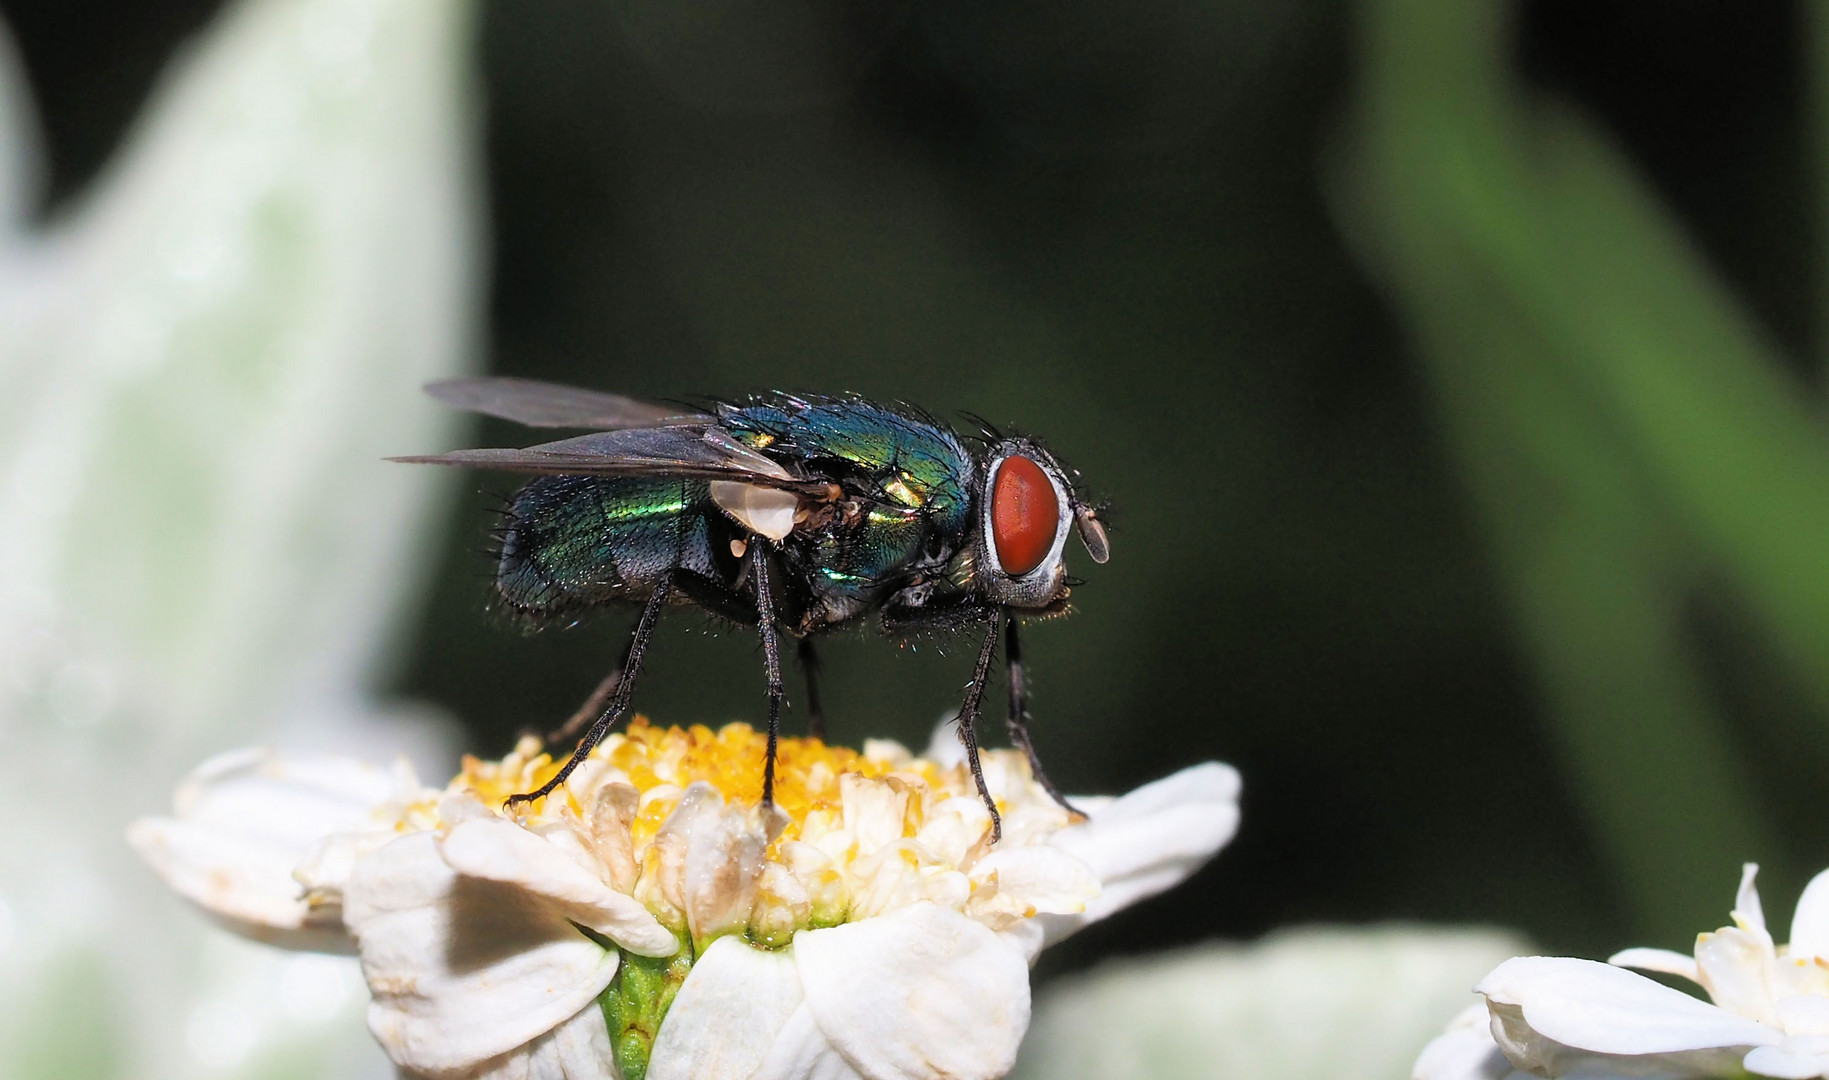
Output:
[[749, 543, 787, 809]]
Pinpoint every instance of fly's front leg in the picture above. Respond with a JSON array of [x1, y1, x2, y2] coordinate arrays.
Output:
[[749, 543, 787, 809], [958, 609, 1004, 844], [1004, 618, 1084, 818], [880, 599, 1006, 842], [797, 637, 826, 741], [509, 576, 672, 808]]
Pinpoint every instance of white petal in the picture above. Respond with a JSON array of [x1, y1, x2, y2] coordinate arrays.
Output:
[[998, 920, 1046, 966], [1747, 1036, 1829, 1080], [440, 817, 676, 957], [1608, 948, 1701, 984], [1414, 1005, 1523, 1080], [176, 748, 399, 846], [463, 1003, 621, 1080], [343, 832, 620, 1074], [1738, 863, 1772, 941], [751, 1004, 868, 1080], [1478, 956, 1777, 1074], [648, 935, 804, 1080], [795, 901, 1031, 1080], [1779, 997, 1829, 1037], [1038, 762, 1239, 942], [128, 815, 353, 952], [1790, 870, 1829, 961], [127, 748, 397, 945]]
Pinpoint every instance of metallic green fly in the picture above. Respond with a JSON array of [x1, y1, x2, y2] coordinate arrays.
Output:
[[395, 377, 1110, 841]]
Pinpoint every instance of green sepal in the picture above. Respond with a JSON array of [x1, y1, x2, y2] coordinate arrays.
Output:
[[596, 928, 695, 1080]]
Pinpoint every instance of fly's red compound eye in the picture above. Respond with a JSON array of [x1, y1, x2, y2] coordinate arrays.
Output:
[[991, 455, 1059, 576]]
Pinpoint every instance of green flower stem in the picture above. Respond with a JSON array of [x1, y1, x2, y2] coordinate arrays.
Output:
[[598, 930, 696, 1080], [1338, 0, 1780, 941]]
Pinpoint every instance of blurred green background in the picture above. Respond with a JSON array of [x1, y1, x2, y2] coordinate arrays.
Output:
[[9, 0, 1827, 980]]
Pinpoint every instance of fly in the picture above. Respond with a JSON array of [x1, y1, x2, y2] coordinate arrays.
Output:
[[394, 377, 1111, 842]]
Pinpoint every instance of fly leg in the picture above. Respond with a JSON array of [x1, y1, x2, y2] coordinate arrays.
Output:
[[507, 577, 671, 808], [1004, 618, 1085, 818], [797, 637, 826, 741], [880, 599, 1007, 843], [545, 668, 620, 745], [957, 608, 1004, 843], [749, 543, 787, 809]]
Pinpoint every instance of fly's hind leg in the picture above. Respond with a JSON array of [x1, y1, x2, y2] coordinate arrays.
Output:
[[797, 637, 826, 741], [1004, 618, 1085, 818], [545, 668, 620, 745], [507, 577, 671, 808]]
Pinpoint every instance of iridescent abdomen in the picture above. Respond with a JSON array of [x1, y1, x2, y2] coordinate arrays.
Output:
[[496, 474, 718, 622]]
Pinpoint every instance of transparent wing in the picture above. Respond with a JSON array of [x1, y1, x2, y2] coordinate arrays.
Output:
[[425, 376, 710, 429], [390, 425, 837, 495]]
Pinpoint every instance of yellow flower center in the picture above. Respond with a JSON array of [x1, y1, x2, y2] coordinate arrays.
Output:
[[451, 717, 964, 846]]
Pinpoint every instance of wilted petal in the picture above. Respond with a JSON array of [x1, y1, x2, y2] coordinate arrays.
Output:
[[647, 935, 805, 1080], [439, 817, 676, 957], [840, 773, 911, 859], [1791, 870, 1829, 962], [586, 781, 641, 894], [1697, 927, 1781, 1026], [1608, 948, 1701, 985], [1038, 762, 1240, 942], [796, 901, 1031, 1080], [966, 847, 1100, 930], [913, 796, 995, 867], [343, 831, 619, 1074], [681, 792, 770, 946], [1478, 956, 1776, 1076], [127, 747, 399, 947]]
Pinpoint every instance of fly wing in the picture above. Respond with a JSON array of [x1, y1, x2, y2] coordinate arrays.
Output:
[[390, 425, 836, 495], [425, 376, 710, 429]]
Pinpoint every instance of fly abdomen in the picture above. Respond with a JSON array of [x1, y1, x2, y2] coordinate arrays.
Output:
[[496, 474, 715, 623]]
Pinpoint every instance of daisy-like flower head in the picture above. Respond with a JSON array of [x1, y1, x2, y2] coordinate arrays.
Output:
[[1415, 862, 1829, 1080], [133, 719, 1240, 1080]]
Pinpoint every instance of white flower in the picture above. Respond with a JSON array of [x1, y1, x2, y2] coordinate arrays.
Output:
[[134, 719, 1241, 1079], [0, 0, 479, 1075], [1415, 863, 1829, 1080]]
